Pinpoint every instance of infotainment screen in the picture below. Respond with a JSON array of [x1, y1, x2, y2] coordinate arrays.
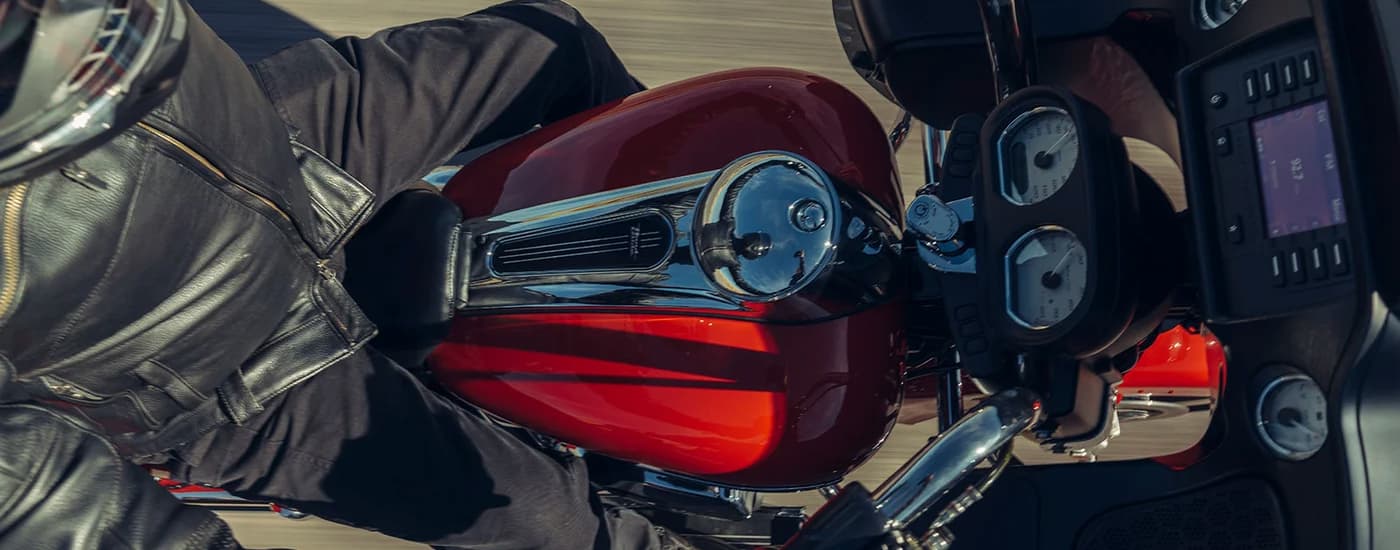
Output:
[[1251, 100, 1347, 238]]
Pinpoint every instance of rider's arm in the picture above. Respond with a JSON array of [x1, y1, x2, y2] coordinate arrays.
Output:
[[0, 403, 241, 549]]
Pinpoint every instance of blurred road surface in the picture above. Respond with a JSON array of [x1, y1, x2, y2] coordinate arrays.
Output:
[[191, 1, 1199, 547]]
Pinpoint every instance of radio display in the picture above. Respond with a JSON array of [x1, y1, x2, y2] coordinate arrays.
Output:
[[1251, 100, 1346, 238]]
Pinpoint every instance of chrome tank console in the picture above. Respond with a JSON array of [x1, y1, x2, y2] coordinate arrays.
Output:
[[459, 151, 901, 321]]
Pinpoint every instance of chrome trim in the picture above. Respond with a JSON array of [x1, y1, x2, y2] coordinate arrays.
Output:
[[914, 197, 976, 274], [923, 124, 948, 189], [995, 106, 1072, 206], [1002, 225, 1083, 331], [890, 111, 913, 152], [461, 150, 900, 317], [484, 209, 675, 277], [600, 465, 759, 520], [818, 485, 840, 500], [693, 152, 842, 302], [872, 388, 1041, 530]]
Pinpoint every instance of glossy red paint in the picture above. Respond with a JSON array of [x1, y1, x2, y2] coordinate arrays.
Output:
[[431, 302, 903, 489], [1120, 326, 1220, 396], [434, 68, 905, 488], [442, 67, 902, 222]]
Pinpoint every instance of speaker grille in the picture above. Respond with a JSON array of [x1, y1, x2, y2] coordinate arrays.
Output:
[[1076, 478, 1287, 550]]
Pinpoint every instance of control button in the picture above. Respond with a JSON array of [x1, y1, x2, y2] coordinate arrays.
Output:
[[1271, 253, 1286, 287], [955, 132, 977, 146], [1262, 63, 1278, 96], [958, 320, 983, 337], [1244, 71, 1260, 102], [1289, 249, 1307, 284], [1209, 92, 1228, 109], [1281, 58, 1298, 90], [1226, 216, 1244, 244], [947, 161, 974, 178], [1311, 245, 1329, 280], [955, 304, 978, 322], [965, 338, 988, 354], [1301, 52, 1318, 84], [951, 147, 975, 162], [1213, 127, 1232, 156], [1332, 240, 1350, 275]]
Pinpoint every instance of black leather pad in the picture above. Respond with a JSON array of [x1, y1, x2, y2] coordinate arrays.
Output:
[[343, 188, 463, 368]]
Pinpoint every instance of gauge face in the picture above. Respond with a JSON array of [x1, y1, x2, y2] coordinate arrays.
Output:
[[1255, 373, 1328, 460], [999, 107, 1079, 205], [1004, 227, 1088, 329]]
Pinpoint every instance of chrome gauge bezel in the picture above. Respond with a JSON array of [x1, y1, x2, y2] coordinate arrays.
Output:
[[996, 106, 1077, 206], [1253, 371, 1328, 461], [1003, 225, 1087, 331]]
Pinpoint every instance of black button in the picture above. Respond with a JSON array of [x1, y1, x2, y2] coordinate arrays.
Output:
[[958, 320, 983, 337], [1213, 127, 1232, 156], [1262, 63, 1278, 96], [965, 338, 988, 354], [1209, 92, 1228, 109], [1310, 244, 1329, 280], [1271, 253, 1286, 287], [955, 132, 977, 146], [947, 161, 974, 178], [951, 147, 975, 162], [1281, 58, 1299, 90], [1332, 240, 1350, 275], [1226, 215, 1244, 244], [1289, 249, 1307, 284], [1301, 52, 1318, 84], [1244, 71, 1260, 102], [955, 304, 978, 322]]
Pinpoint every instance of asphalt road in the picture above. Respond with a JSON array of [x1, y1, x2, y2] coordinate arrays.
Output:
[[191, 1, 1200, 547]]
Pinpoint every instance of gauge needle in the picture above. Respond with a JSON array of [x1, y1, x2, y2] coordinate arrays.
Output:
[[1034, 130, 1075, 169], [1040, 244, 1076, 289], [1050, 243, 1077, 275]]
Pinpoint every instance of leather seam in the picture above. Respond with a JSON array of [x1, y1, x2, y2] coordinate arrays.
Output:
[[42, 152, 151, 363], [143, 358, 211, 403]]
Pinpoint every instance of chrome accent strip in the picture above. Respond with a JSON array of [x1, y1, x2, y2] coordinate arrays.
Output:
[[872, 388, 1041, 530], [481, 171, 715, 229]]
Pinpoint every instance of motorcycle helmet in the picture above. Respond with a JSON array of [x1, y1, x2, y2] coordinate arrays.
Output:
[[0, 0, 187, 186]]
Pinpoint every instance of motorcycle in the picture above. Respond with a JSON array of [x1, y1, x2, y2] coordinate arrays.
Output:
[[172, 0, 1400, 548]]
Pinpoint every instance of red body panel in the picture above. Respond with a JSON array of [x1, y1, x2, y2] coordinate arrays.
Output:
[[442, 68, 902, 220], [434, 304, 903, 488], [434, 69, 905, 488]]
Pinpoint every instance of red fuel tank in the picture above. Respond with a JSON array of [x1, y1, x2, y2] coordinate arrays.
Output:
[[431, 68, 906, 489]]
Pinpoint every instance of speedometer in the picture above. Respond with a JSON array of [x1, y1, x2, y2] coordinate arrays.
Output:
[[998, 107, 1079, 206], [1004, 226, 1087, 330]]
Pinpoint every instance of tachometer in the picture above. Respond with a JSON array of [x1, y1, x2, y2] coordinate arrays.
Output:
[[1004, 226, 1087, 329], [998, 107, 1078, 206]]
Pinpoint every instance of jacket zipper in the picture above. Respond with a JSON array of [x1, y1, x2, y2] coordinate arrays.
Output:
[[0, 183, 27, 321], [136, 122, 348, 338], [135, 121, 294, 226]]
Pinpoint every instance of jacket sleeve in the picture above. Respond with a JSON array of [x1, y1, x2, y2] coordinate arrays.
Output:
[[0, 403, 242, 549]]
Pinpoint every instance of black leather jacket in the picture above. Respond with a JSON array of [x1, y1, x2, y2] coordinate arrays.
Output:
[[0, 4, 376, 460], [0, 5, 379, 546]]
